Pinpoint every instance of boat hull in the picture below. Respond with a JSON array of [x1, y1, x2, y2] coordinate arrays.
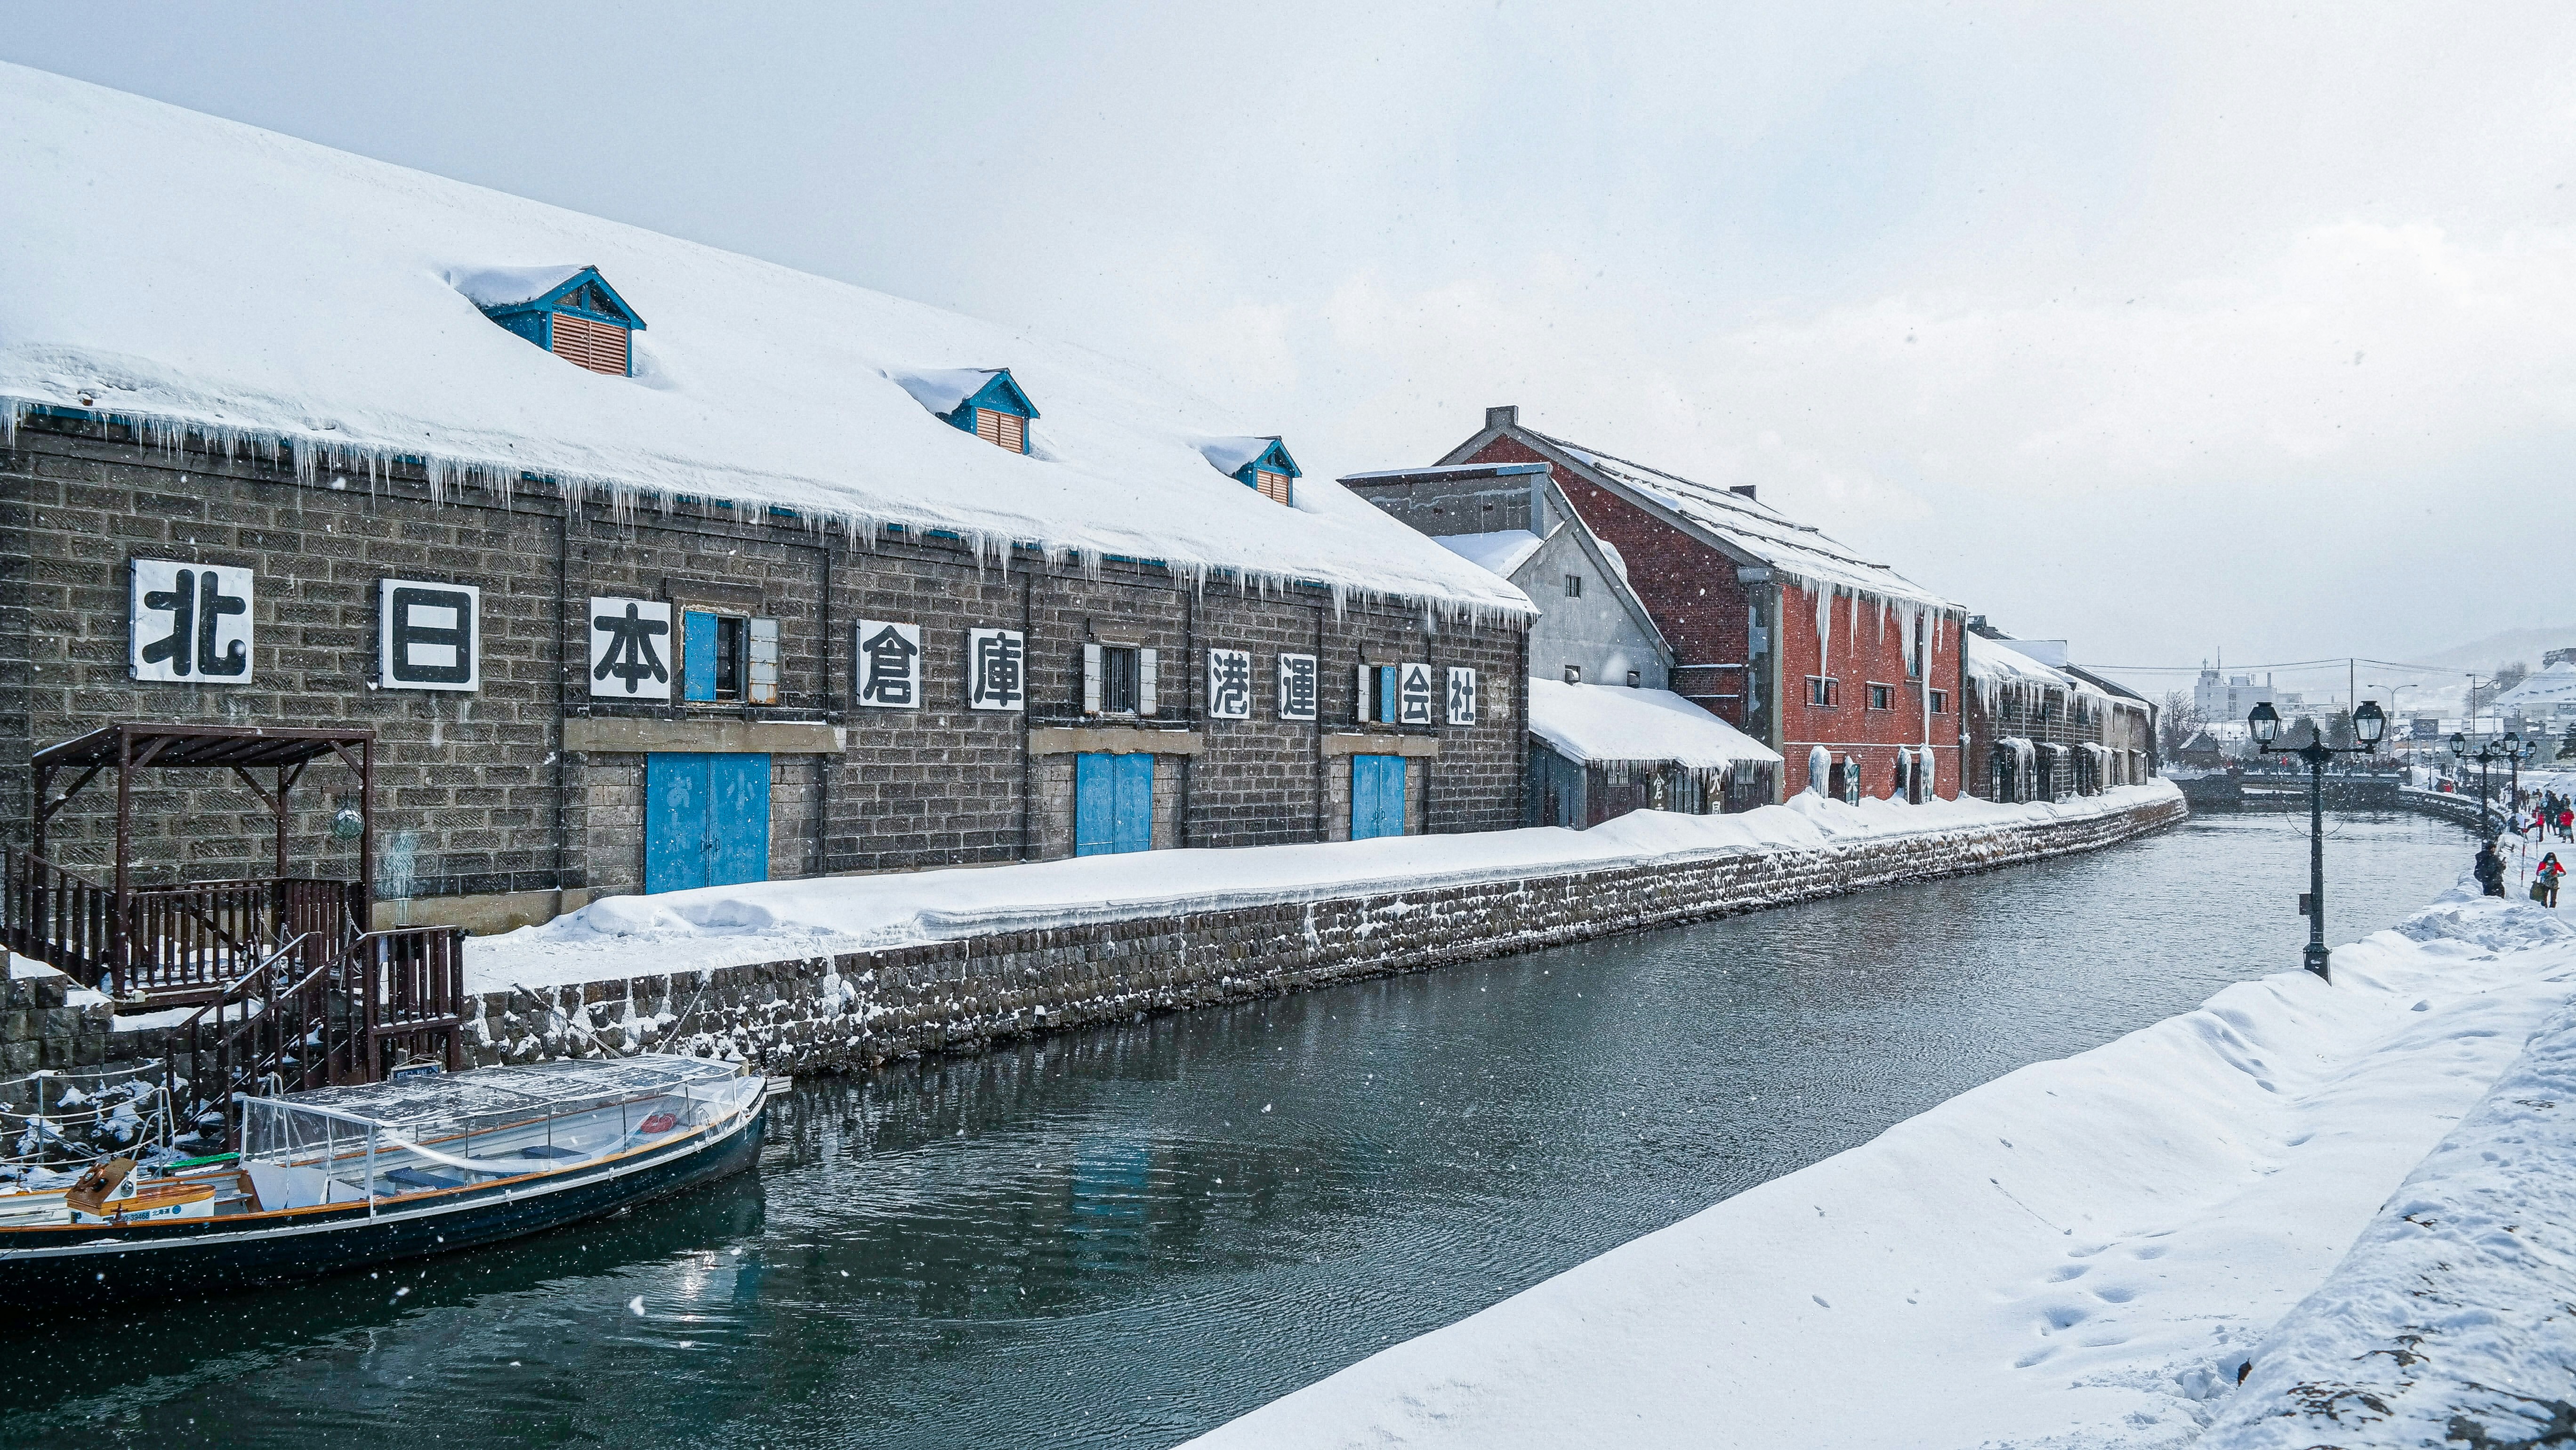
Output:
[[0, 1090, 767, 1310]]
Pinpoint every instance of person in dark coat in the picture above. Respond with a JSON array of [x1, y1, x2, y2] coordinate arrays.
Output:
[[2476, 839, 2509, 898]]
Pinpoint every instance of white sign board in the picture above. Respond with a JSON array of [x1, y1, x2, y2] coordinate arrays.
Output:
[[1277, 653, 1318, 721], [588, 596, 672, 700], [1445, 667, 1479, 726], [1397, 661, 1436, 726], [1206, 648, 1254, 720], [967, 628, 1025, 712], [855, 619, 923, 709], [130, 559, 254, 684], [378, 579, 480, 691]]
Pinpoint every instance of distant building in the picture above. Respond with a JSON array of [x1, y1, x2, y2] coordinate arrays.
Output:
[[1363, 469, 1780, 827], [2493, 661, 2576, 733], [2194, 665, 2303, 725], [1963, 625, 2157, 801], [1347, 407, 1969, 803]]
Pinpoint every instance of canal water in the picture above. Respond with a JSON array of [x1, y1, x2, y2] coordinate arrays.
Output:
[[3, 810, 2476, 1449]]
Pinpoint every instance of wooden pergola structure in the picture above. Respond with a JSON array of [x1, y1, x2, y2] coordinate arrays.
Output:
[[13, 724, 374, 1003], [5, 722, 461, 1109]]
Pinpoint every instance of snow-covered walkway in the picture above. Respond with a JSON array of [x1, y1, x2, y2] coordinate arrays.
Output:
[[1183, 884, 2576, 1450], [466, 782, 2179, 993]]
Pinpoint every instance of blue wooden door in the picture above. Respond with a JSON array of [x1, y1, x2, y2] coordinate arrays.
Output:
[[1076, 752, 1155, 856], [1113, 753, 1153, 852], [708, 754, 772, 887], [645, 753, 709, 893], [644, 752, 771, 892], [1075, 753, 1116, 856], [1352, 754, 1407, 840]]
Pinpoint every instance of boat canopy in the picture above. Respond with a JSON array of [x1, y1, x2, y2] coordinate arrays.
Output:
[[239, 1055, 753, 1190]]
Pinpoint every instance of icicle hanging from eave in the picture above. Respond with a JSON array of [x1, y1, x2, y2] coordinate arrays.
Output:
[[1813, 583, 1834, 677]]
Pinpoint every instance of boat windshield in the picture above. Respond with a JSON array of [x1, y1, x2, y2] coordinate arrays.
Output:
[[236, 1057, 757, 1209]]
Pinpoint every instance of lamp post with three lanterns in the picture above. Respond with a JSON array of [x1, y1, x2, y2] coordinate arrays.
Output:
[[2449, 731, 2533, 838], [2249, 699, 2385, 981]]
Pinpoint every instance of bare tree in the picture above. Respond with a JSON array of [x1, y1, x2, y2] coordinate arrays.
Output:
[[2157, 689, 2205, 757]]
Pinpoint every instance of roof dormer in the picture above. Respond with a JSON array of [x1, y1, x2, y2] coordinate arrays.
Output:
[[893, 367, 1038, 454], [1199, 436, 1300, 505], [453, 265, 645, 377]]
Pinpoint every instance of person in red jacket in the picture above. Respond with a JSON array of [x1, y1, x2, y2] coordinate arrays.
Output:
[[2540, 852, 2566, 909]]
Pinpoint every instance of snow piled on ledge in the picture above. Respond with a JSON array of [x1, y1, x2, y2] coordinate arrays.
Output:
[[466, 781, 2179, 992], [0, 63, 1526, 622], [1184, 883, 2576, 1450]]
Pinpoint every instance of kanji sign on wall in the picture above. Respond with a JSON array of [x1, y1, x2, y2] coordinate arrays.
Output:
[[855, 619, 923, 709], [1398, 662, 1435, 726], [967, 628, 1025, 711], [1445, 667, 1479, 726], [378, 579, 479, 691], [130, 559, 254, 684], [1277, 653, 1318, 721], [588, 596, 673, 700], [1207, 648, 1254, 719]]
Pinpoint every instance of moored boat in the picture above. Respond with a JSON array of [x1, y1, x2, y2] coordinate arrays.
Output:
[[0, 1055, 768, 1308]]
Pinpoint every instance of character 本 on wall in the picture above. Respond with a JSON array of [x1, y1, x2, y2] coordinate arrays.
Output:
[[588, 596, 673, 700]]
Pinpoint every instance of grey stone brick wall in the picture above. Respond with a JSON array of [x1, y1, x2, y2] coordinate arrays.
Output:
[[444, 792, 2187, 1077], [2, 414, 1527, 926]]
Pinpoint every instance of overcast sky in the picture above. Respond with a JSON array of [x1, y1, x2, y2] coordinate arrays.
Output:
[[8, 2, 2574, 692]]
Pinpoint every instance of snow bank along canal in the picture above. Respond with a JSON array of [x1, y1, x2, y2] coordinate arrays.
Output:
[[2, 810, 2478, 1448]]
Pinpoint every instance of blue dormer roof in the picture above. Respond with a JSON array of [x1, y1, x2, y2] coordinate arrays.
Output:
[[891, 368, 1040, 452], [1197, 436, 1301, 503], [451, 265, 645, 376], [453, 265, 646, 331]]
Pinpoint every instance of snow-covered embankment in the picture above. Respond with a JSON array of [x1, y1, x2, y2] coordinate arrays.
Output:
[[1186, 886, 2576, 1450]]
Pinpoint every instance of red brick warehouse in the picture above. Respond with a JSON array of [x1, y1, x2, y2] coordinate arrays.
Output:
[[1417, 406, 1969, 802]]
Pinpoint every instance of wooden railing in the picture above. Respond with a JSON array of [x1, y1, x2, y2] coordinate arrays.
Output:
[[160, 933, 334, 1143], [0, 850, 364, 1003], [0, 848, 115, 984], [355, 926, 470, 1080]]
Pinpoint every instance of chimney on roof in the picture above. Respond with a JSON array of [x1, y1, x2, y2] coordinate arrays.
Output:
[[1729, 484, 1757, 500], [1486, 405, 1519, 431]]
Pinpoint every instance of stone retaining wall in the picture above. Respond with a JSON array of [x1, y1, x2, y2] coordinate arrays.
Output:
[[436, 792, 2185, 1077]]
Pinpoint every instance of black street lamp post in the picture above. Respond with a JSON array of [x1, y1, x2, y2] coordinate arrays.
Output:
[[2449, 731, 2528, 837], [2251, 700, 2386, 981]]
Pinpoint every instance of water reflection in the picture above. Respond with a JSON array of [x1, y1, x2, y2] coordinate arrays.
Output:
[[0, 812, 2472, 1450]]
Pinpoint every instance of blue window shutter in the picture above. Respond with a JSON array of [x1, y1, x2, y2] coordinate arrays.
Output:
[[683, 611, 717, 701], [1075, 753, 1115, 856], [1377, 667, 1398, 725]]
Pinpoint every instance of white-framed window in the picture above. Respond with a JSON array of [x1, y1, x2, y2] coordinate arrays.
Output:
[[1082, 642, 1157, 716]]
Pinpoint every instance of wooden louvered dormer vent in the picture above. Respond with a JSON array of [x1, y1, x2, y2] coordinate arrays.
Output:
[[552, 312, 631, 376], [1254, 468, 1292, 505], [974, 408, 1026, 453]]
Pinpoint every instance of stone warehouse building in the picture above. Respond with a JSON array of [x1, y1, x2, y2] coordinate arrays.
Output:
[[0, 70, 1532, 936], [1348, 409, 1969, 802], [1961, 628, 2157, 802]]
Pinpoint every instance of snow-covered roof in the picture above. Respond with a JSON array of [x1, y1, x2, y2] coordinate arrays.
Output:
[[2494, 661, 2576, 709], [0, 64, 1528, 620], [889, 366, 1019, 418], [449, 264, 593, 312], [1526, 679, 1782, 769], [1433, 529, 1546, 579], [1964, 634, 2074, 689], [1526, 431, 1954, 611]]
